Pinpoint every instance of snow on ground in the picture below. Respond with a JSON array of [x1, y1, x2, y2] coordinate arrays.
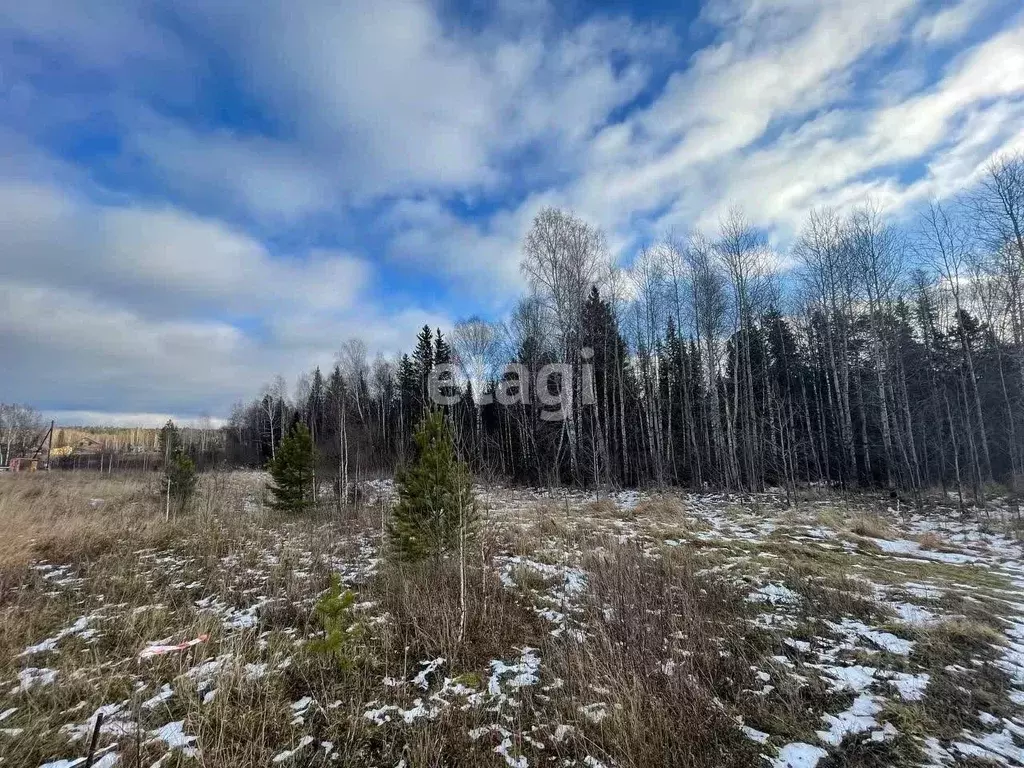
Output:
[[5, 477, 1024, 767], [479, 485, 1024, 766]]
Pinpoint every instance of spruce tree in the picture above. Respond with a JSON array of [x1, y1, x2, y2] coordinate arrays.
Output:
[[159, 419, 180, 463], [267, 423, 316, 513], [412, 325, 434, 404], [434, 328, 452, 366], [165, 446, 197, 512], [390, 410, 476, 561], [432, 328, 457, 407]]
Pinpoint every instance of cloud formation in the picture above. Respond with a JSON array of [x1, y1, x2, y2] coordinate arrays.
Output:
[[1, 0, 1022, 422]]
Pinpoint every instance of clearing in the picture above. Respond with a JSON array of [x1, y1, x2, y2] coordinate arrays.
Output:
[[2, 473, 1024, 767]]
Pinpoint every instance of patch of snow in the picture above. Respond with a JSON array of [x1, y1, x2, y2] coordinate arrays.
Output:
[[272, 736, 315, 763], [770, 742, 827, 768], [889, 672, 930, 701], [20, 615, 96, 657], [830, 619, 914, 655], [578, 702, 609, 724], [363, 698, 440, 725], [13, 667, 58, 692], [142, 684, 174, 709], [412, 658, 445, 690], [740, 724, 770, 744], [748, 584, 800, 605], [494, 734, 527, 768], [487, 648, 541, 696], [817, 664, 877, 693], [889, 602, 938, 626], [244, 662, 269, 680], [816, 694, 882, 746], [868, 537, 975, 564], [61, 703, 134, 743], [905, 583, 943, 600], [956, 728, 1024, 764], [148, 720, 199, 758]]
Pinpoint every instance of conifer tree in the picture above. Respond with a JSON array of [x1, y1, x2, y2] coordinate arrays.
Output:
[[159, 419, 180, 464], [432, 328, 457, 407], [434, 328, 452, 366], [390, 410, 476, 561], [412, 325, 434, 405], [165, 446, 197, 512], [267, 422, 316, 513]]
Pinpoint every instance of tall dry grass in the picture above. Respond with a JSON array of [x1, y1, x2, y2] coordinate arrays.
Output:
[[6, 473, 967, 767], [0, 472, 170, 570]]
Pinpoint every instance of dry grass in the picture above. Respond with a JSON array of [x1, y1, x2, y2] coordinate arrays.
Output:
[[912, 618, 1005, 667], [815, 507, 848, 530], [582, 497, 619, 518], [0, 472, 167, 569], [915, 531, 944, 550], [0, 472, 781, 767], [848, 513, 895, 540], [3, 472, 1022, 768], [550, 545, 769, 767], [632, 494, 686, 519]]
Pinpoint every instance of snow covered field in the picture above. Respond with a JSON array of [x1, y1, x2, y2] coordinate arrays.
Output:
[[2, 473, 1024, 767]]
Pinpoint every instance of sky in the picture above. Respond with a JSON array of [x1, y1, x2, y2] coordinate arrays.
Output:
[[1, 0, 1023, 426]]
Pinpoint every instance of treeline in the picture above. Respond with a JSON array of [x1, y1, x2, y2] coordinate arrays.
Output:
[[0, 403, 44, 467], [227, 153, 1024, 499]]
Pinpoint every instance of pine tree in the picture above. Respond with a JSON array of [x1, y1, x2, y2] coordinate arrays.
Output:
[[159, 419, 180, 464], [433, 328, 457, 407], [307, 366, 326, 441], [434, 328, 452, 365], [165, 446, 197, 512], [267, 423, 316, 513], [412, 325, 434, 405], [390, 410, 476, 561]]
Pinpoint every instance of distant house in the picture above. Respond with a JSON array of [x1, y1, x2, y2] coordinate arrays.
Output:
[[9, 457, 39, 472], [73, 437, 102, 453]]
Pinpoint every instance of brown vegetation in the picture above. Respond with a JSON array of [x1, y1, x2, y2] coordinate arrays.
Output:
[[2, 473, 1023, 767]]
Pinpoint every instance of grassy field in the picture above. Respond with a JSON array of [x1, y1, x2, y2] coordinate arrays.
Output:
[[1, 472, 1023, 767]]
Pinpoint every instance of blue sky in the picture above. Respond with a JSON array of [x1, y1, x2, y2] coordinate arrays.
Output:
[[1, 0, 1022, 425]]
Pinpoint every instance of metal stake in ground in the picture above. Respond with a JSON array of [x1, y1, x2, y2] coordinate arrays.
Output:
[[84, 711, 104, 767]]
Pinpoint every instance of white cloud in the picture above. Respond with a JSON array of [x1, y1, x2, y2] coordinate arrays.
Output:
[[46, 411, 227, 428], [0, 179, 372, 317], [912, 0, 994, 44], [126, 120, 338, 221], [552, 0, 1024, 252], [0, 177, 447, 418], [120, 0, 665, 207], [0, 0, 671, 296], [1, 1, 183, 71], [382, 196, 548, 298], [0, 272, 450, 418], [2, 0, 1023, 424], [571, 0, 921, 224]]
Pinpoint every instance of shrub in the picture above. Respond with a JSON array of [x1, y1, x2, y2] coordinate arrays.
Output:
[[307, 574, 364, 668]]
